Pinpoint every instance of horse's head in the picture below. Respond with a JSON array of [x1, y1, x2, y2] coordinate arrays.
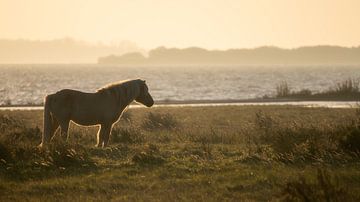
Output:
[[135, 80, 154, 107]]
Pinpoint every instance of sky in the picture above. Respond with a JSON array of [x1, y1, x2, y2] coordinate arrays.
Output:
[[0, 0, 359, 50]]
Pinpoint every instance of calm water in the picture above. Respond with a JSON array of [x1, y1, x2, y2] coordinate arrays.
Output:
[[0, 64, 359, 105]]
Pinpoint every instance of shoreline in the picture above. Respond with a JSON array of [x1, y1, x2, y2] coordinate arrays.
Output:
[[0, 98, 358, 110], [1, 97, 360, 107]]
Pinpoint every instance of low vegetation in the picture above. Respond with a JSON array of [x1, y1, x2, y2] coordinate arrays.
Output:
[[275, 78, 360, 100], [280, 169, 353, 201], [1, 106, 360, 201]]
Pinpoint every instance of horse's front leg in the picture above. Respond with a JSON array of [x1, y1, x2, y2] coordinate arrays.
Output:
[[102, 124, 113, 147], [95, 125, 103, 147], [96, 124, 112, 147]]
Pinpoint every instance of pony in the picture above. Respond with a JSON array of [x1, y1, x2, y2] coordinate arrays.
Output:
[[39, 79, 154, 148]]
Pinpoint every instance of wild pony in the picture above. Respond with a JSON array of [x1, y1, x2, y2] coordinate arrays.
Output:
[[39, 79, 154, 148]]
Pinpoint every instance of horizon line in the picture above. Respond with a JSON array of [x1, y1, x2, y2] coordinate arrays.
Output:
[[0, 37, 359, 51]]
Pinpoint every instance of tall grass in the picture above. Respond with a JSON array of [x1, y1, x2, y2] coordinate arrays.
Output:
[[141, 112, 179, 130], [280, 169, 352, 201], [274, 78, 360, 99], [251, 110, 360, 164], [330, 78, 360, 94], [0, 115, 95, 180]]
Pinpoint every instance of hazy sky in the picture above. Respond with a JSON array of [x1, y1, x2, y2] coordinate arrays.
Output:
[[0, 0, 359, 49]]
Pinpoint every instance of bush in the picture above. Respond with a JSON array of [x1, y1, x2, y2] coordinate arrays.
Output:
[[294, 89, 312, 97], [280, 169, 352, 201], [39, 142, 95, 168], [333, 78, 359, 94], [339, 125, 360, 153], [273, 78, 360, 99], [0, 139, 95, 179], [141, 112, 179, 130], [111, 127, 144, 144], [254, 111, 344, 163], [276, 81, 291, 98]]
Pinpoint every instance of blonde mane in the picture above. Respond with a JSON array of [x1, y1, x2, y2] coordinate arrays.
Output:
[[97, 79, 142, 107], [96, 79, 131, 92]]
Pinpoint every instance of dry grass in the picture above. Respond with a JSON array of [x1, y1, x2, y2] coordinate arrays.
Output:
[[0, 106, 360, 201]]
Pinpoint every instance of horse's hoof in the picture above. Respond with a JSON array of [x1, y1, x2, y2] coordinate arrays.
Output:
[[37, 143, 46, 150]]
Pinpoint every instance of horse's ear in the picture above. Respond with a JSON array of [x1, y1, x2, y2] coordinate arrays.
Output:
[[142, 80, 146, 83]]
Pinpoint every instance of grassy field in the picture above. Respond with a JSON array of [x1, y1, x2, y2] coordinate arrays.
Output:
[[1, 105, 360, 201]]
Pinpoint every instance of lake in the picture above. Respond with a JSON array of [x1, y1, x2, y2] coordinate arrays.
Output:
[[0, 64, 359, 105]]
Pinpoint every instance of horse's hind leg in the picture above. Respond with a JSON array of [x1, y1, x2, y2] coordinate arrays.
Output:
[[50, 118, 59, 141], [40, 113, 59, 148], [59, 120, 70, 142]]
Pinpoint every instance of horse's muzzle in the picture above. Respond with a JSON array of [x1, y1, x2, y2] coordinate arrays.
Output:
[[145, 99, 154, 107]]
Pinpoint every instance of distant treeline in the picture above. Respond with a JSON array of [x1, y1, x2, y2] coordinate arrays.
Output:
[[0, 38, 141, 63], [98, 46, 360, 65]]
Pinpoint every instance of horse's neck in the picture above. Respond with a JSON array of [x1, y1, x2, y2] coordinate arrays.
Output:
[[119, 87, 137, 110]]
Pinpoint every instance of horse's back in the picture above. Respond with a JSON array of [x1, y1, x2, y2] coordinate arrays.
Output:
[[55, 89, 90, 97], [46, 89, 117, 126]]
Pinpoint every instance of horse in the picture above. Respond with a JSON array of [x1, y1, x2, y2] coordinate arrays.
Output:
[[39, 79, 154, 148]]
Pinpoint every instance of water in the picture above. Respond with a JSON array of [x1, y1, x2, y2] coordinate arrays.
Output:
[[0, 64, 359, 105], [0, 101, 358, 111]]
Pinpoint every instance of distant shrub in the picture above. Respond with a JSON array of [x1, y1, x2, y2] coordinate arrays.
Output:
[[333, 78, 359, 94], [294, 89, 312, 97], [141, 112, 179, 130], [4, 99, 12, 106], [273, 78, 360, 99], [276, 81, 291, 98], [111, 127, 144, 144], [280, 169, 352, 201]]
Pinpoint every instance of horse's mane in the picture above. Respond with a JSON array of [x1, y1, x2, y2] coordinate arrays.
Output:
[[96, 79, 142, 106], [96, 79, 130, 92]]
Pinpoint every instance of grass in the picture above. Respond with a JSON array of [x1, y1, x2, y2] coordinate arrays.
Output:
[[1, 105, 360, 201], [280, 168, 353, 201], [275, 78, 360, 100]]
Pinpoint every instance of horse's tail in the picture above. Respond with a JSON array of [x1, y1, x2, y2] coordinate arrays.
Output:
[[39, 94, 53, 148]]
